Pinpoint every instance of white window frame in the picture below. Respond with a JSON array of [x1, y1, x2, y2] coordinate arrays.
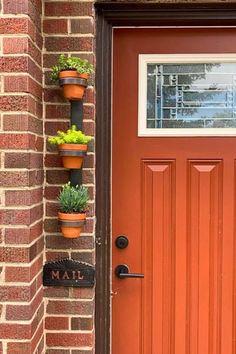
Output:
[[138, 54, 236, 136]]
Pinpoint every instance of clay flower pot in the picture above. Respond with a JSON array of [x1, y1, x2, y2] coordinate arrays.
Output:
[[58, 144, 88, 169], [58, 211, 86, 238], [59, 70, 88, 100]]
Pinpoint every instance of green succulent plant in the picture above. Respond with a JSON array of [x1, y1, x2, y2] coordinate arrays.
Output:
[[48, 125, 92, 146], [51, 54, 94, 82], [58, 182, 89, 213]]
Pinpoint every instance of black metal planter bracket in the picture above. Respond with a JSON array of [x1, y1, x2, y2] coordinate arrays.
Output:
[[70, 100, 83, 187], [59, 77, 88, 87]]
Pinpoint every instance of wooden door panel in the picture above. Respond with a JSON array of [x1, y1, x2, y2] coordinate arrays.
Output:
[[142, 161, 175, 354], [112, 28, 236, 354], [187, 160, 223, 354]]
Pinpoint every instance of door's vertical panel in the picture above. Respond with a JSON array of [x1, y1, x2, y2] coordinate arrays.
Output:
[[187, 161, 223, 354], [142, 160, 175, 354], [221, 159, 235, 353], [175, 157, 187, 354], [233, 161, 236, 354]]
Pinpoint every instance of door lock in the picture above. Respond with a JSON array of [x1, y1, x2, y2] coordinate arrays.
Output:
[[115, 235, 129, 249], [115, 264, 144, 279]]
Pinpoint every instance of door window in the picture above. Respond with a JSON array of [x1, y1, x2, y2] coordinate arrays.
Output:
[[139, 54, 236, 136]]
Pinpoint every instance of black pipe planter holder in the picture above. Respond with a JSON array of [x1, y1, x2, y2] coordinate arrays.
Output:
[[58, 219, 86, 227], [59, 77, 88, 87], [59, 150, 87, 157], [69, 99, 84, 187]]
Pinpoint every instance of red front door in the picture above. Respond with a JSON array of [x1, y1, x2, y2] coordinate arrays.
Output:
[[112, 28, 236, 354]]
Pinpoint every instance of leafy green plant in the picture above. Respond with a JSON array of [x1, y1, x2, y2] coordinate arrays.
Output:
[[51, 54, 94, 82], [48, 125, 92, 145], [58, 182, 89, 213]]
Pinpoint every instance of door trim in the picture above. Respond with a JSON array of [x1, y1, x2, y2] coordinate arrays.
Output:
[[95, 4, 236, 354]]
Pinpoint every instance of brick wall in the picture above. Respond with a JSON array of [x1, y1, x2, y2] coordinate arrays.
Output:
[[43, 1, 95, 353], [1, 0, 234, 353], [0, 0, 44, 353]]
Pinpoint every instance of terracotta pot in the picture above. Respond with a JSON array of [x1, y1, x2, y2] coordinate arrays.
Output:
[[58, 144, 87, 169], [58, 211, 86, 238], [59, 70, 88, 100]]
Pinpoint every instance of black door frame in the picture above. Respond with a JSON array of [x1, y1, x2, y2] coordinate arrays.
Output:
[[95, 3, 236, 353]]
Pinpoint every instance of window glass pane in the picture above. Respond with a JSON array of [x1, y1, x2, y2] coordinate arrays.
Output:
[[146, 63, 236, 129]]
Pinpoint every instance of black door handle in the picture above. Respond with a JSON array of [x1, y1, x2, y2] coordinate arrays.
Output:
[[115, 264, 144, 279]]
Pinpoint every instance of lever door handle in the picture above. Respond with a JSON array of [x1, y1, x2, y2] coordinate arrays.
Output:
[[115, 264, 144, 279]]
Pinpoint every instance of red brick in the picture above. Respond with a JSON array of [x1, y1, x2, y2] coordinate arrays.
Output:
[[46, 202, 59, 217], [83, 121, 95, 136], [3, 0, 42, 30], [45, 104, 70, 119], [84, 87, 95, 104], [0, 18, 28, 34], [46, 235, 94, 250], [46, 333, 93, 347], [28, 57, 42, 83], [4, 76, 42, 99], [44, 88, 65, 103], [45, 154, 62, 168], [7, 342, 31, 354], [45, 37, 93, 52], [44, 287, 69, 299], [28, 38, 42, 65], [0, 238, 43, 263], [44, 218, 59, 233], [3, 114, 43, 134], [0, 284, 35, 302], [0, 56, 27, 72], [3, 0, 28, 14], [5, 221, 43, 244], [5, 152, 43, 169], [45, 251, 69, 262], [83, 154, 95, 169], [29, 169, 44, 186], [71, 251, 95, 265], [5, 188, 43, 206], [0, 133, 33, 149], [0, 247, 29, 263], [28, 237, 44, 262], [45, 316, 69, 330], [3, 37, 26, 53], [70, 288, 94, 300], [46, 350, 69, 354], [46, 170, 69, 185], [32, 320, 44, 353], [44, 186, 61, 200], [82, 169, 95, 184], [0, 95, 28, 111], [71, 18, 94, 34], [0, 204, 43, 226], [45, 121, 69, 136], [7, 321, 44, 353], [43, 19, 68, 34], [71, 317, 93, 330], [5, 255, 43, 282], [0, 323, 31, 340], [45, 2, 93, 17], [3, 37, 41, 66], [0, 171, 27, 187], [35, 29, 43, 50], [6, 288, 43, 320], [36, 336, 45, 354]]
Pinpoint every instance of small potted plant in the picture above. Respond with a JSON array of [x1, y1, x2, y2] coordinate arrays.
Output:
[[51, 54, 94, 100], [48, 125, 92, 169], [58, 182, 89, 238]]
